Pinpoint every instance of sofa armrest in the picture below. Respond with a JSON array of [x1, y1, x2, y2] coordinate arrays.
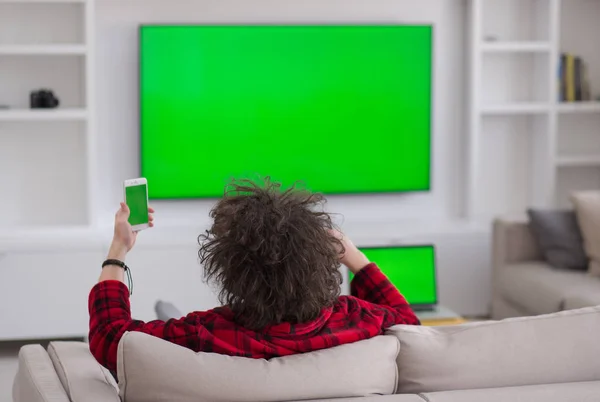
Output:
[[493, 218, 542, 269], [47, 342, 119, 402], [13, 345, 70, 402]]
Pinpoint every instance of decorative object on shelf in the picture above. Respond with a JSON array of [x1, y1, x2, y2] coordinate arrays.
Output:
[[30, 89, 60, 109], [483, 35, 498, 42], [559, 54, 592, 102]]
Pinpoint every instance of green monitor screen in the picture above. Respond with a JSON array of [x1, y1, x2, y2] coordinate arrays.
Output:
[[350, 245, 437, 306], [140, 25, 432, 198]]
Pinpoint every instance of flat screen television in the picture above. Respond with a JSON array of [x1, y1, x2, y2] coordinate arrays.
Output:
[[140, 25, 432, 198]]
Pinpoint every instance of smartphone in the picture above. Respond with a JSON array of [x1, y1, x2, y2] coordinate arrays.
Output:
[[123, 178, 150, 231]]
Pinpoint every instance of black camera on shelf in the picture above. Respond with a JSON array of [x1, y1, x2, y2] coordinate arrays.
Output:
[[30, 89, 60, 109]]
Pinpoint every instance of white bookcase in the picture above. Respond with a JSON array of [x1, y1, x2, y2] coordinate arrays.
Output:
[[468, 0, 600, 220], [0, 0, 95, 231]]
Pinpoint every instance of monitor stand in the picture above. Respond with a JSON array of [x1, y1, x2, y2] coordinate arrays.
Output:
[[415, 305, 463, 322], [411, 305, 435, 312]]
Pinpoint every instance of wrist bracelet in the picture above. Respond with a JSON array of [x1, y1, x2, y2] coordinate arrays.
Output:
[[102, 259, 133, 295]]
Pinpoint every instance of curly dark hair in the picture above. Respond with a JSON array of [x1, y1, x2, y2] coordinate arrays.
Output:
[[198, 178, 343, 330]]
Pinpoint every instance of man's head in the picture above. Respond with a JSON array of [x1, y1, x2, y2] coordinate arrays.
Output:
[[198, 178, 343, 330]]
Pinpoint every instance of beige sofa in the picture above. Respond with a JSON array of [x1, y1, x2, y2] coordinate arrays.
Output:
[[492, 218, 600, 319], [13, 306, 600, 402]]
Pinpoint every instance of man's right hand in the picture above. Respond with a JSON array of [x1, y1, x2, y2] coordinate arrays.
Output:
[[109, 203, 155, 260], [331, 230, 371, 274]]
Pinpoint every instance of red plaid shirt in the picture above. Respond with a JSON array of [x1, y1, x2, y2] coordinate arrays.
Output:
[[88, 263, 420, 371]]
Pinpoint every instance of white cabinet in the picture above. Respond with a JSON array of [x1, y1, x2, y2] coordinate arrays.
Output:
[[0, 250, 102, 340], [124, 245, 220, 322], [0, 242, 220, 340], [0, 245, 219, 340]]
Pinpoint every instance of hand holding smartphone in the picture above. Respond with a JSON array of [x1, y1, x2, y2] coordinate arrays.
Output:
[[124, 178, 150, 231]]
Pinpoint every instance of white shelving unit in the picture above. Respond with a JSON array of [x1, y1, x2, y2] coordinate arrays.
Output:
[[0, 0, 95, 230], [556, 155, 600, 167], [557, 102, 600, 114], [481, 103, 550, 115], [0, 0, 85, 3], [0, 109, 88, 121], [468, 0, 600, 219], [481, 41, 551, 53], [0, 44, 87, 55]]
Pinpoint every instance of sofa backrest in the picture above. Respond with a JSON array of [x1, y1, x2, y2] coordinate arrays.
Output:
[[386, 306, 600, 394], [47, 341, 119, 402], [493, 218, 542, 268], [117, 332, 400, 402], [12, 345, 70, 402]]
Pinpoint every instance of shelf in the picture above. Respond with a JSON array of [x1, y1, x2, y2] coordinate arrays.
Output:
[[0, 218, 490, 252], [556, 155, 600, 167], [0, 0, 85, 2], [0, 45, 86, 55], [557, 102, 600, 114], [481, 103, 550, 115], [0, 109, 88, 121], [482, 41, 551, 53]]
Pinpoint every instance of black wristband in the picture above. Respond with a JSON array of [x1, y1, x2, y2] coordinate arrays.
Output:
[[102, 259, 133, 295], [102, 259, 129, 271]]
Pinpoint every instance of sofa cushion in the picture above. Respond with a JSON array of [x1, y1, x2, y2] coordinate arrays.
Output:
[[498, 261, 600, 315], [295, 396, 424, 402], [564, 291, 600, 310], [12, 345, 70, 402], [527, 209, 587, 270], [386, 306, 600, 394], [117, 332, 400, 402], [571, 191, 600, 276], [422, 381, 600, 402], [47, 342, 119, 402]]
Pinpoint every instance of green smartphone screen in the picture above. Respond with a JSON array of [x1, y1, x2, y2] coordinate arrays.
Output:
[[125, 184, 149, 226], [349, 246, 437, 305]]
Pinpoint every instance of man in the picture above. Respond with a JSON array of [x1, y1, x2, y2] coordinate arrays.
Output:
[[89, 179, 419, 372]]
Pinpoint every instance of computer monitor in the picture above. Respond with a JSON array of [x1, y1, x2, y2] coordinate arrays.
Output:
[[351, 245, 437, 308]]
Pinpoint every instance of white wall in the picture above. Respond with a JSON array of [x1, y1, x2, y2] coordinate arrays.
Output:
[[92, 0, 492, 319], [0, 0, 494, 341], [95, 0, 468, 226]]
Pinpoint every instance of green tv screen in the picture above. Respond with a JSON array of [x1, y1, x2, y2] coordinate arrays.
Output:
[[350, 245, 437, 305], [140, 25, 432, 198]]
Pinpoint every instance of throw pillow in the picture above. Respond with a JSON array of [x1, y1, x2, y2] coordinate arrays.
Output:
[[117, 332, 400, 402], [571, 191, 600, 276], [526, 209, 587, 270]]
